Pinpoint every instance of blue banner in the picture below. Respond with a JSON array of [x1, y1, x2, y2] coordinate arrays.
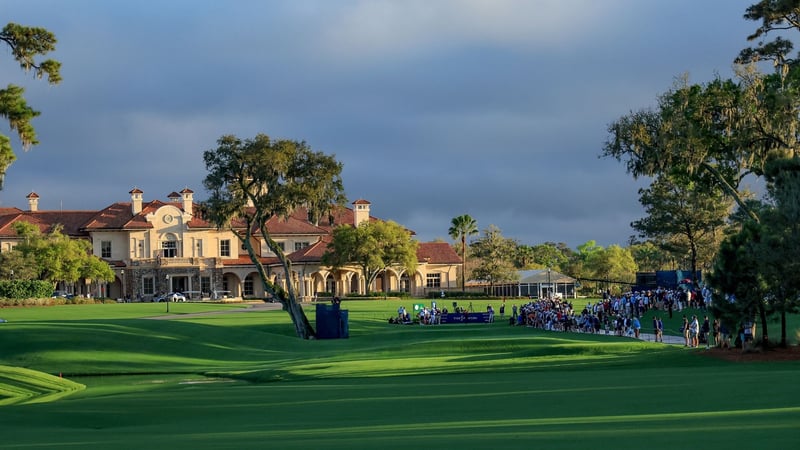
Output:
[[439, 312, 491, 324]]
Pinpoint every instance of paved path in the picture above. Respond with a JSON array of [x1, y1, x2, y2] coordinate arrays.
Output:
[[637, 332, 685, 345], [148, 301, 282, 320]]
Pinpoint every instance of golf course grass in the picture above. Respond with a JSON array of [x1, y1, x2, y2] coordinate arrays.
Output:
[[0, 299, 797, 449]]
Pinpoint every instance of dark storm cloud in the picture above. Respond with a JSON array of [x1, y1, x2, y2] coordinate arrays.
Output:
[[1, 0, 757, 248]]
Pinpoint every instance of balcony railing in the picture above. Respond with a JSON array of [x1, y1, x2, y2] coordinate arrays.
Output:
[[130, 257, 222, 268]]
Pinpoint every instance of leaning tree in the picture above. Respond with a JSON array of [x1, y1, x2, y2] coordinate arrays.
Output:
[[202, 133, 347, 339]]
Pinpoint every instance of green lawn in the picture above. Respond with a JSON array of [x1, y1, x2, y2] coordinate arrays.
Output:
[[0, 299, 798, 449]]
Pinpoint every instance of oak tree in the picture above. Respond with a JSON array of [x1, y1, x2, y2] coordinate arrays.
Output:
[[202, 134, 346, 339]]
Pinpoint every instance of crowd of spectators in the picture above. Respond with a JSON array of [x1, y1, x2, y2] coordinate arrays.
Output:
[[509, 296, 642, 337], [389, 285, 748, 350], [507, 286, 716, 340]]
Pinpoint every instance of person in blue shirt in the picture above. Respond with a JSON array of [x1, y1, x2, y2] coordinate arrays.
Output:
[[632, 316, 641, 339]]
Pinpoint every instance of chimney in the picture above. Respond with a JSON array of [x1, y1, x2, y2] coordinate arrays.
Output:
[[130, 188, 143, 215], [352, 199, 371, 227], [180, 187, 193, 215], [26, 192, 39, 212]]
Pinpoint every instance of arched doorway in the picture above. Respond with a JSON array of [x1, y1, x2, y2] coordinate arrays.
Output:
[[325, 273, 336, 295], [349, 273, 360, 295], [400, 273, 410, 293]]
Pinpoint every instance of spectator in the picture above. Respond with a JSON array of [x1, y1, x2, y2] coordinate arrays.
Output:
[[712, 318, 720, 348], [689, 315, 700, 348], [682, 315, 690, 347], [742, 320, 754, 351], [720, 322, 731, 349], [656, 316, 664, 343], [652, 316, 659, 341]]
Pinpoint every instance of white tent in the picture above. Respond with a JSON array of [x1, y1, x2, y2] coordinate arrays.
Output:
[[488, 269, 577, 299]]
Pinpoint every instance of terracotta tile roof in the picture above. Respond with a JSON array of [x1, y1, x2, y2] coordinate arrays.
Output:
[[81, 199, 216, 231], [288, 236, 330, 263], [0, 210, 96, 238], [222, 255, 280, 266], [297, 205, 391, 232], [286, 238, 458, 265], [417, 242, 461, 264], [0, 213, 24, 236], [0, 207, 23, 217], [83, 202, 146, 230], [264, 213, 328, 235], [186, 215, 215, 229]]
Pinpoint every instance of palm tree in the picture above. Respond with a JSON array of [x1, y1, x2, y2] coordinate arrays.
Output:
[[449, 214, 478, 292]]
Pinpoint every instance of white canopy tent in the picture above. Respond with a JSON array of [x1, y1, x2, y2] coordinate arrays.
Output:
[[485, 269, 577, 299]]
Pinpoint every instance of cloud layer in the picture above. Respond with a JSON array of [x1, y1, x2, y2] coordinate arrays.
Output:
[[1, 0, 755, 248]]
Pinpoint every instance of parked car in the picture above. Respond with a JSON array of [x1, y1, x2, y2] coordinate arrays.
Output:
[[155, 292, 187, 302], [52, 291, 75, 299]]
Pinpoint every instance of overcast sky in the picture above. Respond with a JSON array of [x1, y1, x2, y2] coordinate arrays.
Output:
[[1, 0, 758, 248]]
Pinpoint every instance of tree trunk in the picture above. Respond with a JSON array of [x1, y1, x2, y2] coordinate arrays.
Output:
[[780, 310, 787, 348], [285, 298, 315, 339], [461, 235, 466, 292], [241, 224, 316, 340], [272, 242, 316, 339], [758, 302, 769, 346], [700, 162, 759, 223], [689, 235, 698, 287]]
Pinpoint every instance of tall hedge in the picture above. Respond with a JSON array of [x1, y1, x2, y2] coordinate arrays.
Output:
[[0, 280, 53, 299]]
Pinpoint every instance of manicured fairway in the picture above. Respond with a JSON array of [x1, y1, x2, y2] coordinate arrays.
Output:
[[0, 300, 798, 449]]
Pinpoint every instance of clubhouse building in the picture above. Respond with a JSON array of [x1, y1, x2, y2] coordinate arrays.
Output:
[[0, 188, 461, 301]]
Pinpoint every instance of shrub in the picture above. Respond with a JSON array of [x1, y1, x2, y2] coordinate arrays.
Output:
[[0, 280, 53, 299]]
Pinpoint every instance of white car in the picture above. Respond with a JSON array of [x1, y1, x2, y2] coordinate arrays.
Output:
[[155, 292, 186, 302]]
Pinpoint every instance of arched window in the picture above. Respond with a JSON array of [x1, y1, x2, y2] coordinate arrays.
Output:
[[162, 233, 179, 258]]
